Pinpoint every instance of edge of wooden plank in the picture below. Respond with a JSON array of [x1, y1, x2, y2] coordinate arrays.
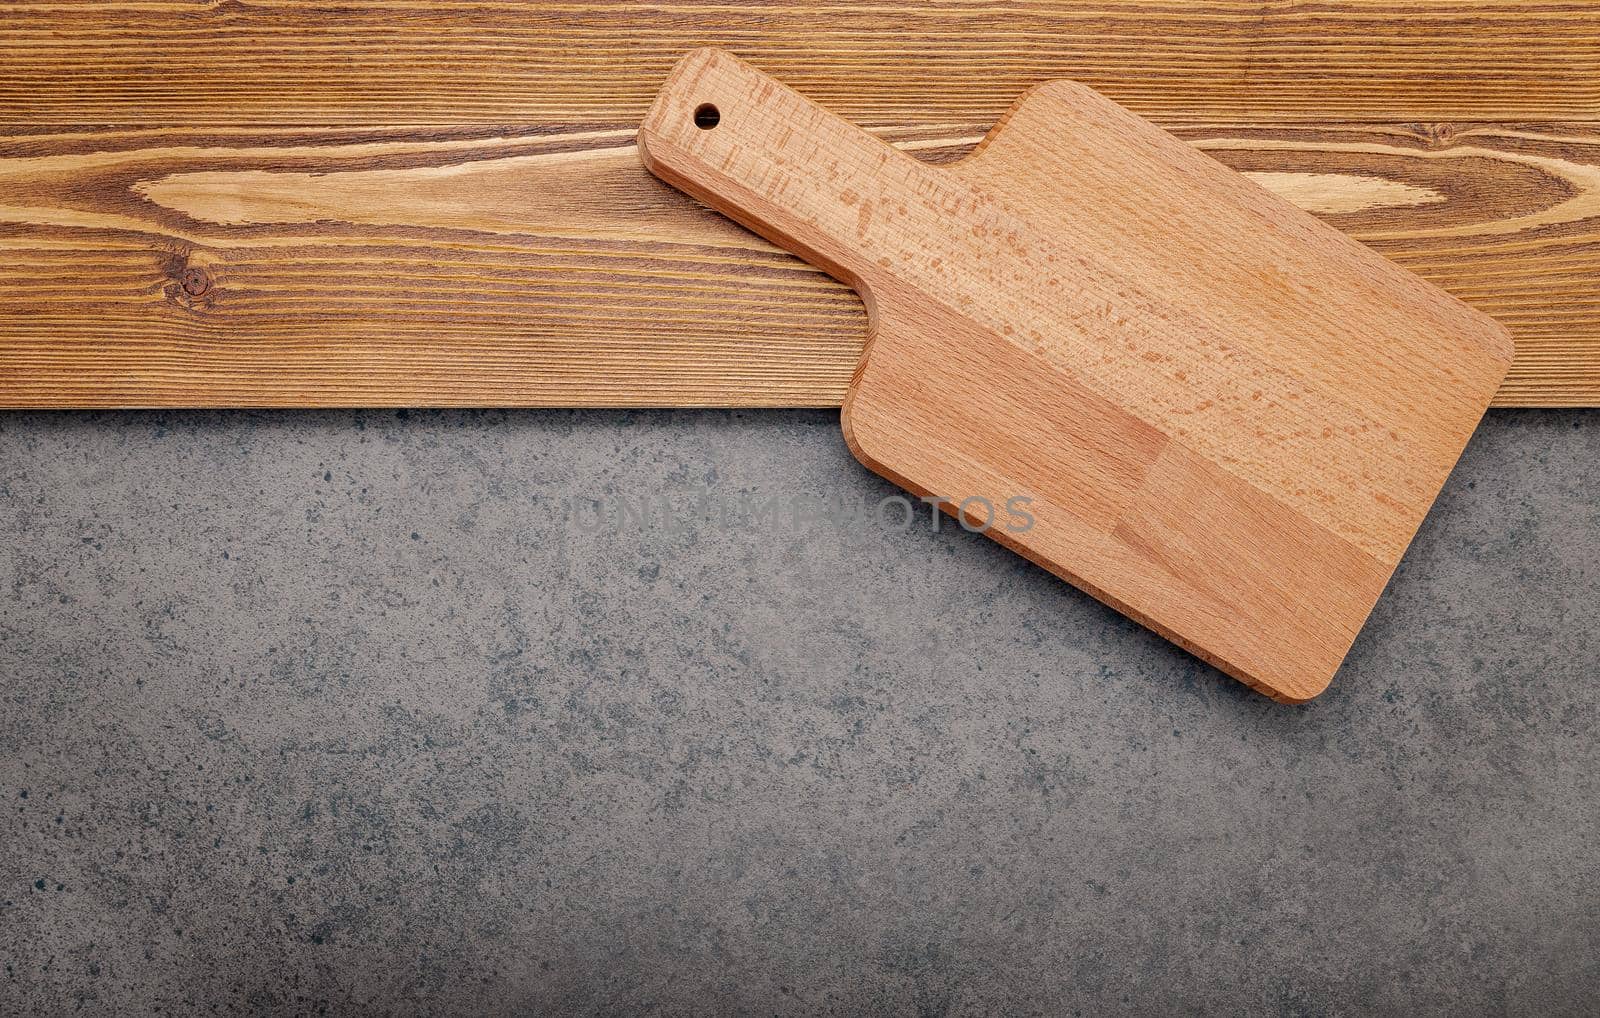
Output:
[[1, 2, 1597, 124]]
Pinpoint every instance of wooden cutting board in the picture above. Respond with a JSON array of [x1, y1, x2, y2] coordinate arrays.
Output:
[[639, 49, 1515, 702]]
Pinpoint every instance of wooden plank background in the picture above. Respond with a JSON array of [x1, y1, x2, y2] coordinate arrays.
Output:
[[2, 1, 1597, 407]]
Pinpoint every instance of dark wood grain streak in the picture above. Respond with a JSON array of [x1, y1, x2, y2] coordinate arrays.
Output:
[[3, 2, 1597, 124], [0, 122, 1594, 407]]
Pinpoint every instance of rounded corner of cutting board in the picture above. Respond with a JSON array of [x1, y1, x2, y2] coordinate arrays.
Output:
[[838, 380, 895, 482], [1255, 668, 1337, 705]]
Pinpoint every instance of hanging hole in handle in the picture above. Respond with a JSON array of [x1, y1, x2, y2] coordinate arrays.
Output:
[[693, 103, 720, 130]]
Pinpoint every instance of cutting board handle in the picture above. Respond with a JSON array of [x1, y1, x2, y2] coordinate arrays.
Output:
[[638, 48, 924, 317]]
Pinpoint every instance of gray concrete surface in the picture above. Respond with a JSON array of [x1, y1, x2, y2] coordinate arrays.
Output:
[[1, 407, 1595, 1016]]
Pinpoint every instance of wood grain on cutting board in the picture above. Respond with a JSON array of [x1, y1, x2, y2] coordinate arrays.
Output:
[[637, 49, 1512, 700], [0, 2, 1596, 407]]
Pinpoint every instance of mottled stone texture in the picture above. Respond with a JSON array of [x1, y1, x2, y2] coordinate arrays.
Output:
[[1, 408, 1595, 1016]]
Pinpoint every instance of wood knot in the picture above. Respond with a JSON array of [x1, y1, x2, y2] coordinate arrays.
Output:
[[180, 267, 211, 296], [162, 252, 219, 312], [1405, 123, 1457, 149]]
